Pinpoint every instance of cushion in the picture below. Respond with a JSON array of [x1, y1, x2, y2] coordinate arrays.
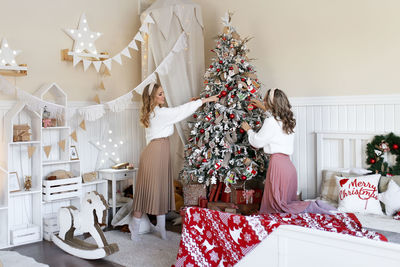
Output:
[[378, 175, 400, 193], [320, 170, 358, 203], [394, 211, 400, 221], [336, 174, 383, 215], [378, 179, 400, 216]]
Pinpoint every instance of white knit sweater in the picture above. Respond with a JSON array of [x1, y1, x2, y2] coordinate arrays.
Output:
[[145, 99, 203, 143], [247, 115, 295, 155]]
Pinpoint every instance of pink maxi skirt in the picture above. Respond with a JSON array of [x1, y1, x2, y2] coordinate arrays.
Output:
[[259, 153, 310, 214]]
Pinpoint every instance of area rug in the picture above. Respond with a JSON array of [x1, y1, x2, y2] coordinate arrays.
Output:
[[0, 251, 49, 267], [85, 230, 180, 267]]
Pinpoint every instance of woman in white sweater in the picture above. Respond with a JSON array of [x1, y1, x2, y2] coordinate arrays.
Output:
[[129, 83, 218, 240], [242, 89, 335, 214]]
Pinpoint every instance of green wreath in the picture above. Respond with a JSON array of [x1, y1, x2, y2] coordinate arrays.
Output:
[[366, 132, 400, 176]]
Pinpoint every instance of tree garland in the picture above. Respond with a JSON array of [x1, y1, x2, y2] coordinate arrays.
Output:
[[366, 132, 400, 176]]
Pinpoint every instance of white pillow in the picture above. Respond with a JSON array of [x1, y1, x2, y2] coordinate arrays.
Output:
[[379, 179, 400, 216], [336, 174, 383, 215]]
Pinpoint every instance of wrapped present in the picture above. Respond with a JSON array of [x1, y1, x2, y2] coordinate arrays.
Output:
[[231, 188, 263, 205], [183, 183, 207, 206]]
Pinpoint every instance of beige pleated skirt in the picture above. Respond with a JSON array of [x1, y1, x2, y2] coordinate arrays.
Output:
[[132, 137, 175, 215]]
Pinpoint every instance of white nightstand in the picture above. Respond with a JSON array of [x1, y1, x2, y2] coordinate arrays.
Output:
[[98, 168, 138, 219]]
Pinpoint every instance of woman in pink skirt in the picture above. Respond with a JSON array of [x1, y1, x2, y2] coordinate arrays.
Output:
[[129, 83, 218, 240], [241, 89, 335, 214]]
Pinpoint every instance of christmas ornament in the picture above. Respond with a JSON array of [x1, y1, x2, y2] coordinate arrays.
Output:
[[0, 38, 21, 66], [220, 91, 227, 97], [229, 114, 235, 119], [366, 133, 400, 175]]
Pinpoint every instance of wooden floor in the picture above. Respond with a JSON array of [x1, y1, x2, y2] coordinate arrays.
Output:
[[2, 218, 182, 267]]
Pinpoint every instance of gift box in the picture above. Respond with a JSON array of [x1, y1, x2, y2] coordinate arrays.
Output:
[[231, 188, 263, 204], [183, 183, 207, 206]]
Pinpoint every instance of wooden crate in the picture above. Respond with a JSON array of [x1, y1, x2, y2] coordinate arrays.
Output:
[[43, 213, 58, 241], [42, 177, 82, 202], [11, 224, 40, 245]]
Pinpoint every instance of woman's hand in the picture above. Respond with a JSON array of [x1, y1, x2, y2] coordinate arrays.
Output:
[[202, 95, 219, 104], [241, 121, 251, 132], [190, 97, 200, 101], [251, 99, 266, 111]]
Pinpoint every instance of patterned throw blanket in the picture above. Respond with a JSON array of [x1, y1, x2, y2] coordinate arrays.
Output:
[[175, 207, 387, 267]]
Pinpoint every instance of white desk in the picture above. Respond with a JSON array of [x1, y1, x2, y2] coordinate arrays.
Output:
[[98, 168, 138, 219]]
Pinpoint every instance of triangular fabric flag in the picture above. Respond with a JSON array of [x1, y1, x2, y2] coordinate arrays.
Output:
[[103, 68, 111, 76], [70, 130, 78, 142], [99, 80, 106, 90], [44, 145, 52, 158], [143, 14, 155, 24], [73, 55, 82, 67], [120, 47, 131, 58], [112, 54, 122, 65], [58, 139, 66, 151], [134, 32, 144, 42], [93, 61, 102, 72], [94, 94, 101, 104], [139, 23, 149, 33], [79, 120, 86, 131], [103, 59, 112, 71], [28, 146, 36, 159], [83, 60, 92, 71], [128, 40, 138, 50]]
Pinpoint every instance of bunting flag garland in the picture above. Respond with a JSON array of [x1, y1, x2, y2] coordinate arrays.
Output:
[[28, 146, 36, 159], [103, 68, 111, 76], [128, 40, 138, 50], [103, 59, 112, 71], [58, 139, 66, 151], [44, 145, 52, 158], [99, 80, 106, 90], [120, 47, 131, 58], [112, 54, 122, 65], [0, 32, 188, 122], [79, 119, 86, 131], [93, 94, 101, 104], [93, 61, 102, 72], [83, 60, 92, 71], [70, 130, 78, 142]]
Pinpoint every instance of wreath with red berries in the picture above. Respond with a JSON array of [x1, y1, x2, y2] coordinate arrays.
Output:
[[366, 132, 400, 176]]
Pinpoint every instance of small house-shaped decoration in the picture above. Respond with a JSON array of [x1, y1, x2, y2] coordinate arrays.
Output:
[[13, 124, 32, 142]]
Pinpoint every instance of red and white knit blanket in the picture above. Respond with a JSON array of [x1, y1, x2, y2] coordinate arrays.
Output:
[[175, 207, 387, 267]]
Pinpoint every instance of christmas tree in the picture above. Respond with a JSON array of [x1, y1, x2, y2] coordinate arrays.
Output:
[[181, 13, 268, 189]]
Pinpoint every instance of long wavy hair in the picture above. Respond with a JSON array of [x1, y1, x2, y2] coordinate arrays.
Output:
[[140, 83, 160, 128], [264, 88, 296, 134]]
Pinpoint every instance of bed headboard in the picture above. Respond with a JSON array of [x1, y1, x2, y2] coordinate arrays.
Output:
[[315, 132, 378, 195]]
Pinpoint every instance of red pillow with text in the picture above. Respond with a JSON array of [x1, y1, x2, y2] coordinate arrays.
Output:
[[394, 211, 400, 220], [336, 174, 383, 215]]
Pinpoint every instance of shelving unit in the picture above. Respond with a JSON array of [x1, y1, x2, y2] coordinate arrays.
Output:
[[0, 102, 43, 248]]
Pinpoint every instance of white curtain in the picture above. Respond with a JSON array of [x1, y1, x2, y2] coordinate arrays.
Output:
[[140, 0, 205, 180]]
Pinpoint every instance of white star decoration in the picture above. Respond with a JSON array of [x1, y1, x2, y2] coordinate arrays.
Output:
[[0, 39, 21, 66], [64, 13, 102, 54], [90, 129, 124, 169]]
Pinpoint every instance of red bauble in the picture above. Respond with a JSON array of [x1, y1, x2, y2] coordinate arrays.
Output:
[[205, 94, 210, 98], [256, 121, 260, 125], [196, 137, 199, 141], [219, 60, 223, 64], [231, 95, 235, 98], [229, 66, 233, 70], [217, 68, 221, 72], [241, 78, 246, 82], [241, 175, 247, 180], [237, 150, 241, 154], [241, 60, 244, 63], [229, 114, 235, 119], [209, 65, 213, 68], [223, 37, 226, 41], [393, 144, 399, 150], [196, 165, 200, 168], [193, 114, 197, 118], [228, 86, 233, 91], [200, 129, 205, 134], [220, 91, 228, 97], [225, 84, 229, 88], [202, 159, 207, 163], [239, 128, 245, 134], [369, 158, 376, 164]]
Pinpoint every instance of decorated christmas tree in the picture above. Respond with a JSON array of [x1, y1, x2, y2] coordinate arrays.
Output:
[[181, 13, 268, 189]]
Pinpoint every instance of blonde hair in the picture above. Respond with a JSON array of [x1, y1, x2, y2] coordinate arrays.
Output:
[[264, 88, 296, 134], [140, 83, 160, 128]]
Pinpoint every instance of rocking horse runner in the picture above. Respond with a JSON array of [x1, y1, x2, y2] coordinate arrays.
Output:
[[52, 191, 119, 259]]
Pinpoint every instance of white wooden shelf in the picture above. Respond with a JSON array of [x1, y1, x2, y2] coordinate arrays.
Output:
[[10, 188, 42, 197], [42, 126, 70, 130], [10, 141, 41, 145], [42, 160, 80, 166], [82, 179, 107, 186]]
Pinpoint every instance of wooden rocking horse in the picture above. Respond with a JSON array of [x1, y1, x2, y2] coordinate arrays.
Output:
[[52, 191, 119, 259]]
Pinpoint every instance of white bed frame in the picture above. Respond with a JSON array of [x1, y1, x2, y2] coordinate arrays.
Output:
[[237, 131, 400, 266]]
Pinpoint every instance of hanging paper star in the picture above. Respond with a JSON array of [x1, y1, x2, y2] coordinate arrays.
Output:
[[0, 38, 21, 66], [64, 13, 102, 54]]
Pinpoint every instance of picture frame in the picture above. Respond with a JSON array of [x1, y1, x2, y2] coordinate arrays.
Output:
[[70, 145, 79, 160], [9, 172, 21, 192]]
